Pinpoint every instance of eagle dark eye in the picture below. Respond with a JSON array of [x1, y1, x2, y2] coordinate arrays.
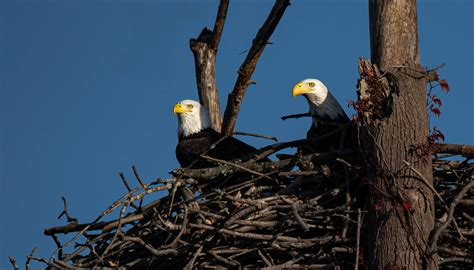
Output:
[[187, 104, 193, 109], [308, 82, 315, 88]]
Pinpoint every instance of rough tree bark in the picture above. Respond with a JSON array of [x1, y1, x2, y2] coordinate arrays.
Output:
[[190, 0, 229, 132], [359, 0, 436, 269]]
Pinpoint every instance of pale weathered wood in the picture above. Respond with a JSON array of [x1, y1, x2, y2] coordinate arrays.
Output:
[[361, 0, 436, 269], [190, 0, 229, 132]]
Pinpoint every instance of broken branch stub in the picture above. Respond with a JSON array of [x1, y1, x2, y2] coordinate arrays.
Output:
[[190, 0, 230, 132]]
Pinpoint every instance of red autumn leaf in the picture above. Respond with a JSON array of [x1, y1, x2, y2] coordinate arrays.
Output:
[[347, 99, 355, 107], [439, 79, 450, 92], [431, 107, 441, 117], [430, 127, 445, 142], [373, 202, 382, 210], [431, 95, 442, 106], [437, 132, 445, 142], [402, 201, 411, 212], [352, 114, 361, 123]]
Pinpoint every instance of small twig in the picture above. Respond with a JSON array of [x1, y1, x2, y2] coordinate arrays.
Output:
[[207, 250, 240, 267], [120, 233, 179, 256], [164, 206, 189, 248], [234, 131, 279, 142], [57, 197, 78, 223], [403, 160, 463, 238], [25, 247, 37, 270], [281, 112, 311, 121], [184, 245, 204, 270], [258, 249, 273, 266], [278, 170, 319, 177], [354, 208, 362, 270], [117, 173, 140, 209], [250, 122, 352, 162], [427, 63, 446, 72], [341, 164, 352, 239], [168, 181, 180, 215], [429, 180, 474, 253], [200, 155, 274, 180], [132, 165, 146, 188], [50, 234, 63, 260], [118, 172, 133, 192], [9, 256, 19, 270], [100, 201, 130, 260], [439, 257, 474, 265], [27, 257, 72, 269], [290, 200, 309, 232]]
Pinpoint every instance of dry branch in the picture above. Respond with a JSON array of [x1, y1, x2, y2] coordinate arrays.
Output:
[[429, 180, 474, 253], [434, 143, 474, 157], [221, 0, 290, 135], [190, 0, 229, 131], [281, 112, 312, 121]]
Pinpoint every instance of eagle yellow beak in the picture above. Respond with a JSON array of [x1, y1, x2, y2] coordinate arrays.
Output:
[[173, 103, 191, 114], [291, 82, 311, 97]]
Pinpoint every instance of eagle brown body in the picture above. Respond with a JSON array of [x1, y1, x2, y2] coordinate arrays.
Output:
[[303, 114, 356, 153], [176, 128, 259, 169], [173, 99, 261, 169], [292, 79, 357, 153]]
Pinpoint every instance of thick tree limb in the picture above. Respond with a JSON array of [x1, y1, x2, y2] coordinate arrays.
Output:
[[221, 0, 290, 135], [174, 149, 353, 180], [434, 143, 474, 157]]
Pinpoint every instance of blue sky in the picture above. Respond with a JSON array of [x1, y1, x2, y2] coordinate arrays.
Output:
[[1, 0, 472, 268]]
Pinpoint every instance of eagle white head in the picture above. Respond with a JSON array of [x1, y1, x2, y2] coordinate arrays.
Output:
[[291, 78, 348, 123], [173, 99, 211, 138]]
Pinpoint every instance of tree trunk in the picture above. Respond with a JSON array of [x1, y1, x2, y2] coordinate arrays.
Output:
[[358, 0, 436, 269]]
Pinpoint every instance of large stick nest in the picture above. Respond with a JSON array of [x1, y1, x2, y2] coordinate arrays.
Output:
[[23, 141, 473, 269]]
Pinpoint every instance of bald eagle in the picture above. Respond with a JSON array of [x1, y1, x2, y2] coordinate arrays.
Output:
[[291, 78, 355, 152], [174, 99, 259, 169]]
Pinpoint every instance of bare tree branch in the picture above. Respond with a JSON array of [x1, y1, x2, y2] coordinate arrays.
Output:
[[210, 0, 229, 50], [190, 0, 230, 132], [221, 0, 290, 135], [234, 131, 279, 142], [434, 143, 474, 157], [8, 256, 19, 270], [281, 112, 311, 121]]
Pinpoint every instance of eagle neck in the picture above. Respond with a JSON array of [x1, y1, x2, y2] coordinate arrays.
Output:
[[305, 91, 346, 123], [177, 108, 211, 138]]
